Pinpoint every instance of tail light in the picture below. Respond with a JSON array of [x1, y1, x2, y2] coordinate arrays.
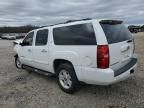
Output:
[[97, 45, 109, 69]]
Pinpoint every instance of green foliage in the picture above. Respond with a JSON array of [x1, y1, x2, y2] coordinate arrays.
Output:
[[141, 25, 144, 29]]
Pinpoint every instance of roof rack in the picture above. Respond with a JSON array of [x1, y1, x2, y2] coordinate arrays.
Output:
[[50, 18, 92, 26], [100, 20, 123, 25], [65, 18, 91, 23], [38, 18, 92, 29]]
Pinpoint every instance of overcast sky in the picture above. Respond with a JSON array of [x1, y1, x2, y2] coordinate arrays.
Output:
[[0, 0, 144, 26]]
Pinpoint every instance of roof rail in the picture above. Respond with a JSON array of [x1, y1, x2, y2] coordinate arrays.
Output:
[[50, 18, 92, 26], [37, 18, 92, 29], [65, 18, 91, 23]]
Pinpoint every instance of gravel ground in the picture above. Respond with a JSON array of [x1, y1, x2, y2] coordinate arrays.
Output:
[[0, 33, 144, 108]]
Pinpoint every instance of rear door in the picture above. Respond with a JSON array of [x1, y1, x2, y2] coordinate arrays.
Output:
[[33, 29, 49, 71], [100, 20, 134, 71]]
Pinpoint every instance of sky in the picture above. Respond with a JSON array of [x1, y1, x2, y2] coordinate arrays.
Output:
[[0, 0, 144, 26]]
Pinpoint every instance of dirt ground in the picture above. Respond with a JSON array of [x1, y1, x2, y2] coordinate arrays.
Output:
[[0, 33, 144, 108]]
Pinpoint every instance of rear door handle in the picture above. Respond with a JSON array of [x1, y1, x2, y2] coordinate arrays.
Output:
[[121, 45, 130, 52], [41, 49, 47, 53]]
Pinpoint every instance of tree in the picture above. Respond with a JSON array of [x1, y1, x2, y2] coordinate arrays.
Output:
[[0, 25, 39, 33]]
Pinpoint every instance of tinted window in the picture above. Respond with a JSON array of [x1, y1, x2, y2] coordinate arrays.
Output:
[[23, 32, 34, 46], [53, 23, 96, 45], [35, 29, 48, 46], [100, 23, 132, 44]]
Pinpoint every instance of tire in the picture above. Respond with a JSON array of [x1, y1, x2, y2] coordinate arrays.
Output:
[[15, 56, 22, 69], [56, 63, 79, 94]]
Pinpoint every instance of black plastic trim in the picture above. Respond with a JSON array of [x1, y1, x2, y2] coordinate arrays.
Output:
[[22, 64, 54, 76], [114, 58, 137, 77]]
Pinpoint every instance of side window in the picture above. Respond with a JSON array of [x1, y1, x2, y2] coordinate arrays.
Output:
[[35, 29, 48, 46], [23, 32, 34, 46], [53, 23, 97, 45]]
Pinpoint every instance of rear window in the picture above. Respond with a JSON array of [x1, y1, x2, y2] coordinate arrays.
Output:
[[53, 23, 97, 45], [100, 21, 132, 44]]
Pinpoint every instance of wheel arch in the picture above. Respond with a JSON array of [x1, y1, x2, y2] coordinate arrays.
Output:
[[53, 59, 75, 73]]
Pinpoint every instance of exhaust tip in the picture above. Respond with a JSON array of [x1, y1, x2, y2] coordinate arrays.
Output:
[[130, 69, 134, 74]]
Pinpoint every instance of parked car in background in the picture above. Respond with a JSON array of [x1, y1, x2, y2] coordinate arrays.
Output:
[[128, 25, 142, 33], [1, 35, 16, 40], [14, 19, 137, 93], [1, 33, 26, 40], [16, 35, 25, 39]]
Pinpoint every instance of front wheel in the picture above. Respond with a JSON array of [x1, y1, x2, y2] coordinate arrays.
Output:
[[56, 63, 79, 94], [15, 56, 22, 69]]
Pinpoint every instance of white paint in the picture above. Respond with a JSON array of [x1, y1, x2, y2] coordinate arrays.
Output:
[[14, 19, 137, 85]]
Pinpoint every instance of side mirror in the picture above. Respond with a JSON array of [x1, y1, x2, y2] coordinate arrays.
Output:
[[20, 42, 24, 46], [20, 42, 29, 46]]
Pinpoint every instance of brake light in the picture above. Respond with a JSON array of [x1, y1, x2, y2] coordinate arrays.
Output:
[[97, 45, 109, 69]]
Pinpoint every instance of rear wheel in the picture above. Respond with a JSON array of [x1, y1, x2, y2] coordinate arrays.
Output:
[[15, 56, 22, 69], [56, 63, 79, 94]]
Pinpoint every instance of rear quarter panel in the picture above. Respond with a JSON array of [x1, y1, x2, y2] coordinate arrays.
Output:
[[48, 24, 98, 72]]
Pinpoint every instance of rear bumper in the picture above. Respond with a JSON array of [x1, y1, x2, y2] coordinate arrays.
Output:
[[77, 57, 137, 85], [114, 58, 137, 77]]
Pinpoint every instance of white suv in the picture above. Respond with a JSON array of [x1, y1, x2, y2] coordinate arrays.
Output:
[[14, 19, 137, 93]]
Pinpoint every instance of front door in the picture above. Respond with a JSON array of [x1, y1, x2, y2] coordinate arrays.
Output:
[[20, 32, 34, 67]]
